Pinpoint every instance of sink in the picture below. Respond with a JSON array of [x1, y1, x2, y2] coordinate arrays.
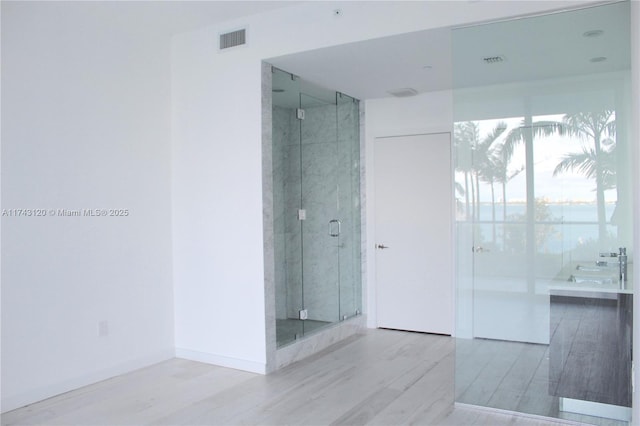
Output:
[[570, 263, 620, 286], [569, 274, 616, 285], [576, 263, 619, 272], [571, 263, 621, 285], [577, 265, 606, 273], [551, 262, 632, 295]]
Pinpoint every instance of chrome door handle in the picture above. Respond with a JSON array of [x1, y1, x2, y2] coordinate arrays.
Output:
[[329, 219, 341, 237], [377, 244, 389, 249]]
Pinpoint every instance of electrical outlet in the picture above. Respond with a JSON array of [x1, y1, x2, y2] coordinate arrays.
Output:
[[299, 309, 308, 320], [98, 320, 109, 337]]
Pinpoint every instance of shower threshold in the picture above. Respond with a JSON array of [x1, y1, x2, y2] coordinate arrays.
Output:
[[276, 318, 330, 347]]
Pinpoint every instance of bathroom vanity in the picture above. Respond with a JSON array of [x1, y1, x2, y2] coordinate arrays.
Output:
[[549, 261, 633, 413]]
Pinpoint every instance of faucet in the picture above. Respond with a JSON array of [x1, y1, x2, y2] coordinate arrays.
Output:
[[619, 247, 628, 283], [596, 247, 627, 285], [598, 247, 628, 285], [597, 250, 617, 267]]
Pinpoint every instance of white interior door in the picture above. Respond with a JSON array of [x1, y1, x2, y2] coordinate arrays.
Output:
[[375, 133, 453, 335]]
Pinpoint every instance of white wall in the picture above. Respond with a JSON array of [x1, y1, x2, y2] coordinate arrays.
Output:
[[1, 0, 620, 414], [1, 2, 174, 412], [171, 0, 596, 372]]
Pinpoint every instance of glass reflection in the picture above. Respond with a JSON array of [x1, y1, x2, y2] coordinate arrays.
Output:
[[453, 2, 632, 424]]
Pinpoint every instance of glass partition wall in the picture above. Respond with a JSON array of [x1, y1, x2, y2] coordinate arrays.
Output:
[[454, 2, 633, 424], [271, 67, 361, 347]]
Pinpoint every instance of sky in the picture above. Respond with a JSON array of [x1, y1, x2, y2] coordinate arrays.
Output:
[[463, 114, 617, 205]]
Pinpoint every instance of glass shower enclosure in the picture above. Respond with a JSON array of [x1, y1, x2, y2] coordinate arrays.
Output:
[[271, 67, 361, 347]]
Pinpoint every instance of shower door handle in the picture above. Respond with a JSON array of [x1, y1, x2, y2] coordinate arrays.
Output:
[[329, 219, 341, 237]]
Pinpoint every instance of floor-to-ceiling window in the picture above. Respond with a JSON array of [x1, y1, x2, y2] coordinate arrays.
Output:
[[454, 2, 633, 424]]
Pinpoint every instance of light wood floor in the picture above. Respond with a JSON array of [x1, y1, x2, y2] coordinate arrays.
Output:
[[3, 329, 582, 426]]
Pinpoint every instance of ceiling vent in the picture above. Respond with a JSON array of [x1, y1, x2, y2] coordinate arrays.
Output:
[[219, 28, 246, 50], [483, 55, 505, 64], [387, 88, 418, 98], [583, 29, 604, 38]]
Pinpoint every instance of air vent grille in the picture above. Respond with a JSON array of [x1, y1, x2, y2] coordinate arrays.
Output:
[[483, 55, 505, 64], [220, 29, 246, 50], [387, 88, 418, 98]]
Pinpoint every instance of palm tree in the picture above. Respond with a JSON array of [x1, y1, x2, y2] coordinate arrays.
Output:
[[551, 110, 616, 242], [454, 121, 508, 244], [497, 121, 565, 253], [453, 122, 479, 220], [492, 151, 524, 249], [501, 121, 564, 163], [475, 123, 507, 243], [553, 145, 616, 189], [454, 181, 467, 217]]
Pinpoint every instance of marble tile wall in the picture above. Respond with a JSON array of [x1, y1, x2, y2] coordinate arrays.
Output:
[[262, 62, 276, 369], [358, 104, 366, 316], [274, 315, 366, 370], [269, 69, 362, 353]]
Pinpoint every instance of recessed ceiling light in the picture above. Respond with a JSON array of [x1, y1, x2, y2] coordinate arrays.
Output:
[[590, 56, 607, 63], [483, 55, 505, 64], [583, 29, 604, 38], [422, 65, 433, 70], [387, 88, 419, 98]]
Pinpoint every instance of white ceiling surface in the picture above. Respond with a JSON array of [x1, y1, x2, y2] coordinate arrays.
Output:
[[11, 1, 627, 100], [452, 1, 630, 90], [270, 28, 453, 101], [269, 1, 630, 101]]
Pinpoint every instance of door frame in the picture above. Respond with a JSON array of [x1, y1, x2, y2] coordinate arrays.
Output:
[[366, 129, 456, 335]]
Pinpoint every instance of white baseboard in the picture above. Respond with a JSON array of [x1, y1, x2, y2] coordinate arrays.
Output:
[[560, 397, 631, 422], [1, 349, 175, 413], [175, 348, 266, 374]]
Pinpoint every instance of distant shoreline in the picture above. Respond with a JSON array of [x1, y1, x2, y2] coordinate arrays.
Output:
[[477, 201, 616, 206]]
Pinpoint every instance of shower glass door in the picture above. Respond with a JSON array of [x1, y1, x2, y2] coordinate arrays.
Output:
[[300, 91, 341, 329], [337, 93, 362, 320], [272, 68, 303, 346], [272, 67, 361, 347]]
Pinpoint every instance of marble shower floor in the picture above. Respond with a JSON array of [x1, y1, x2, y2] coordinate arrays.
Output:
[[276, 318, 331, 347]]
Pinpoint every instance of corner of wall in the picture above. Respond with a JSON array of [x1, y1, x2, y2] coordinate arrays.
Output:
[[261, 61, 277, 372]]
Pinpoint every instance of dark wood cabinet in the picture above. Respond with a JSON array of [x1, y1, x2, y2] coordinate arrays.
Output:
[[549, 292, 632, 407]]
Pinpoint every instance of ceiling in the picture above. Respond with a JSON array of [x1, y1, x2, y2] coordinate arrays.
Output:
[[128, 1, 300, 36], [2, 1, 301, 38], [268, 1, 630, 101], [11, 0, 626, 103], [270, 27, 453, 101]]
